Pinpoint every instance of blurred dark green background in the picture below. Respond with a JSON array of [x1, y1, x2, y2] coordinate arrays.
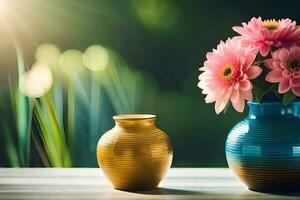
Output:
[[1, 0, 300, 167]]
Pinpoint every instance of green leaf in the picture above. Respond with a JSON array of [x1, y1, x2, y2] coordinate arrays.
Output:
[[252, 83, 276, 103], [31, 133, 50, 167], [33, 96, 72, 167], [2, 123, 20, 167], [15, 46, 31, 166], [282, 90, 296, 105], [33, 99, 62, 167]]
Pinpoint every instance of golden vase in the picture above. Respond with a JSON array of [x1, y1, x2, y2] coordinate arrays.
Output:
[[97, 114, 173, 191]]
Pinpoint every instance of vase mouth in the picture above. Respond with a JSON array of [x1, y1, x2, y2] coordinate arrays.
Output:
[[248, 101, 300, 106], [113, 114, 156, 121]]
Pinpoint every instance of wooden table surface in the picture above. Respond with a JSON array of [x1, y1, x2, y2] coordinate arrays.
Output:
[[0, 168, 300, 200]]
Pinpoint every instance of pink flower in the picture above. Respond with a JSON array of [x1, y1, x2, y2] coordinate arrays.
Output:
[[233, 17, 300, 57], [265, 46, 300, 96], [198, 38, 262, 114]]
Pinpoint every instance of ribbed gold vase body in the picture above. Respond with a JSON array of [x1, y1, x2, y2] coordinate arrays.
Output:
[[97, 114, 173, 191]]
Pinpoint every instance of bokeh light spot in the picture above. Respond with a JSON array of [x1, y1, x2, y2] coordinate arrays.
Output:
[[83, 45, 109, 71], [59, 49, 85, 75], [35, 43, 61, 67], [19, 63, 53, 98]]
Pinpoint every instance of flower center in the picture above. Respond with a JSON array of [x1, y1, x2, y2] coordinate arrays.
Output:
[[220, 63, 236, 81], [288, 59, 300, 71], [262, 19, 279, 31]]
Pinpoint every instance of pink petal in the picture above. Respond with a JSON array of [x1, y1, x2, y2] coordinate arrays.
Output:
[[240, 90, 253, 101], [272, 50, 280, 60], [280, 62, 288, 70], [275, 61, 283, 69], [265, 70, 284, 83], [204, 59, 220, 73], [264, 40, 273, 45], [239, 80, 252, 91], [278, 48, 289, 61], [205, 93, 217, 103], [278, 78, 291, 94], [290, 46, 300, 58], [293, 71, 300, 78], [290, 77, 300, 87], [230, 91, 245, 112], [282, 70, 291, 78], [274, 41, 282, 47], [199, 67, 205, 71], [233, 82, 239, 90], [243, 50, 257, 69], [292, 87, 300, 96], [264, 59, 274, 69], [215, 96, 229, 114], [246, 65, 262, 79], [232, 26, 248, 36], [260, 45, 271, 57], [215, 88, 232, 114], [230, 89, 240, 103]]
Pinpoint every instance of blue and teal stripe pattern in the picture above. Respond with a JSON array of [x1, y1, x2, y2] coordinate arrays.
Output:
[[226, 101, 300, 193]]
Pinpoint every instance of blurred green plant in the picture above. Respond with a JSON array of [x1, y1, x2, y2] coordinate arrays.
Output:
[[0, 44, 31, 167], [1, 42, 148, 167], [0, 8, 37, 165], [130, 0, 180, 33]]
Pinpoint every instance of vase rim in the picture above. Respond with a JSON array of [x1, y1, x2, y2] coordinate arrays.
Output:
[[113, 114, 156, 120], [248, 101, 300, 105]]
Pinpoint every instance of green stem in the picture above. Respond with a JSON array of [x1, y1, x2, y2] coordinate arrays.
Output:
[[44, 93, 72, 167], [2, 123, 20, 167], [253, 60, 263, 66], [33, 98, 62, 167], [14, 45, 28, 167], [25, 99, 34, 166], [31, 131, 50, 167], [89, 72, 100, 152], [67, 79, 75, 157], [109, 63, 129, 113], [53, 69, 64, 132]]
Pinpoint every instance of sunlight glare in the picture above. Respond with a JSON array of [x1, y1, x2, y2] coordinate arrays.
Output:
[[0, 0, 7, 9]]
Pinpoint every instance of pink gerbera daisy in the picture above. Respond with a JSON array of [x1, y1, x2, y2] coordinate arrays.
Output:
[[265, 46, 300, 96], [233, 17, 300, 57], [198, 38, 262, 114]]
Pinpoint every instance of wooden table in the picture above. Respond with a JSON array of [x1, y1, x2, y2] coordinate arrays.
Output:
[[0, 168, 300, 200]]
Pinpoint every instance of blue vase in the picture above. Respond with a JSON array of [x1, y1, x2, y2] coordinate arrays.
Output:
[[226, 101, 300, 193]]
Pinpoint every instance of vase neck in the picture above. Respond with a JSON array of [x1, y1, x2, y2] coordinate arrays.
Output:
[[113, 114, 156, 128], [248, 101, 300, 118]]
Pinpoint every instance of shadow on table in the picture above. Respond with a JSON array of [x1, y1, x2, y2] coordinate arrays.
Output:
[[135, 187, 300, 197], [133, 187, 206, 195], [248, 189, 300, 197]]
